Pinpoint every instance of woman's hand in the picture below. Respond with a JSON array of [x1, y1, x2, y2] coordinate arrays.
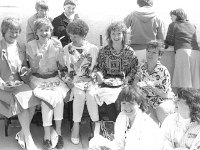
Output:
[[20, 66, 32, 84], [95, 72, 104, 84]]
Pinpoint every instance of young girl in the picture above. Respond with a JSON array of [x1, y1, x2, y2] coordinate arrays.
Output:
[[26, 18, 69, 149], [62, 19, 99, 145]]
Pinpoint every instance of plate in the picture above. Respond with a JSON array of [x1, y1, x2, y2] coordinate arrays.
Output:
[[3, 81, 24, 88], [103, 78, 123, 87]]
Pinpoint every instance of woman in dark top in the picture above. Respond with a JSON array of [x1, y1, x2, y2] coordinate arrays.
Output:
[[165, 8, 200, 92], [52, 0, 79, 47], [95, 21, 138, 121]]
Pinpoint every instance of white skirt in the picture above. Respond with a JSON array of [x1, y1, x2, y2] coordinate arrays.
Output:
[[172, 49, 200, 89]]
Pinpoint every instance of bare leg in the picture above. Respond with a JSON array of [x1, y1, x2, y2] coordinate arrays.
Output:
[[71, 122, 80, 138], [44, 126, 51, 140], [55, 120, 62, 136], [18, 109, 38, 150]]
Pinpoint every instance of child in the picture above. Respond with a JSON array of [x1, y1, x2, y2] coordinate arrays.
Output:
[[62, 19, 99, 144]]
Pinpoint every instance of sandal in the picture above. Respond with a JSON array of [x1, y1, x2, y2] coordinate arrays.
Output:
[[15, 131, 26, 149]]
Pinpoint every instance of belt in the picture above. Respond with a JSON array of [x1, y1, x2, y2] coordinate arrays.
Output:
[[32, 71, 58, 79]]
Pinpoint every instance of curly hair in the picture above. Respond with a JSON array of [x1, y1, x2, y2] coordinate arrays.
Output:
[[106, 21, 127, 48], [137, 0, 153, 7], [169, 8, 187, 21], [177, 88, 200, 123], [1, 17, 21, 37], [116, 85, 148, 112], [66, 19, 89, 37]]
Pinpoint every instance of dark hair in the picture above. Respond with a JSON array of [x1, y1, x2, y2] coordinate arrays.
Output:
[[116, 85, 148, 112], [1, 17, 21, 37], [106, 21, 127, 48], [177, 88, 200, 123], [67, 19, 89, 37], [146, 40, 164, 57], [137, 0, 153, 7], [170, 8, 187, 21]]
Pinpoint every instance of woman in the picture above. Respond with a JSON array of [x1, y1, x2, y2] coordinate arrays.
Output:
[[165, 8, 200, 91], [26, 0, 52, 42], [26, 18, 69, 149], [52, 0, 79, 47], [95, 21, 138, 121], [62, 19, 99, 145], [135, 40, 175, 125], [0, 17, 40, 150], [89, 85, 162, 150], [162, 88, 200, 150]]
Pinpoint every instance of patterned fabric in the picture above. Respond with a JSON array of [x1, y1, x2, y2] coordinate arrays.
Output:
[[95, 45, 138, 83], [138, 61, 173, 108], [162, 113, 200, 150], [63, 41, 99, 90]]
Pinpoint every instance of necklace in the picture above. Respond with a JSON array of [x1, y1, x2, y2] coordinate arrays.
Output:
[[110, 47, 123, 57]]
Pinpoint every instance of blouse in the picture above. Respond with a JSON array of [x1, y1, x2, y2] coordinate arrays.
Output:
[[63, 41, 99, 90], [161, 113, 200, 150], [26, 39, 63, 75], [95, 45, 138, 83], [138, 61, 173, 108]]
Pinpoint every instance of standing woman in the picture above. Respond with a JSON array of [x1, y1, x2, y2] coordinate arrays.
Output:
[[165, 8, 200, 92], [0, 17, 40, 150], [26, 18, 69, 149]]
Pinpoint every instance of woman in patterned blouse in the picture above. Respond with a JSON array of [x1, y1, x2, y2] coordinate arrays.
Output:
[[135, 40, 175, 125], [95, 21, 138, 122], [162, 88, 200, 150]]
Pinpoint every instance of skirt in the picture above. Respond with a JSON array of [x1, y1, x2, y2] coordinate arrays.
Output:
[[172, 49, 200, 89], [29, 75, 69, 109], [0, 84, 40, 118]]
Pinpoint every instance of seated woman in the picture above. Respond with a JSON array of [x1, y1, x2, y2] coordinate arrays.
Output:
[[0, 17, 40, 150], [135, 40, 175, 125], [162, 88, 200, 150], [62, 19, 99, 145], [94, 21, 138, 121], [89, 85, 162, 150], [26, 18, 69, 149]]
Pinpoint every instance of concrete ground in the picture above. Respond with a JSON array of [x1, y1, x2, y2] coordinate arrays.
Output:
[[0, 118, 91, 150]]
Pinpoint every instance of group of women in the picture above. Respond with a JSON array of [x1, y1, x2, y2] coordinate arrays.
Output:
[[0, 0, 200, 150]]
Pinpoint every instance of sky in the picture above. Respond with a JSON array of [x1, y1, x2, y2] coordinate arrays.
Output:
[[0, 0, 200, 45]]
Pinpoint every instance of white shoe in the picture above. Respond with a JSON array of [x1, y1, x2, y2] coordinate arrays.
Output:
[[15, 131, 26, 149], [71, 137, 80, 145]]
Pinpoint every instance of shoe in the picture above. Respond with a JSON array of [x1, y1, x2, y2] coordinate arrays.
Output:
[[43, 139, 52, 150], [15, 131, 26, 149], [71, 137, 80, 145], [55, 135, 64, 149]]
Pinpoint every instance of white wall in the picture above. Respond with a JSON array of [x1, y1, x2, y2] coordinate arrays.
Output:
[[0, 0, 200, 46]]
